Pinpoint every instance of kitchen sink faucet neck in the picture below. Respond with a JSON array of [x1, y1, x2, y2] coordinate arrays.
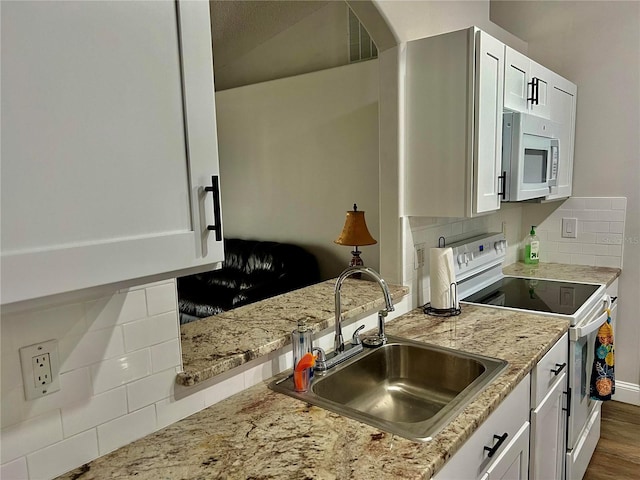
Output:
[[334, 266, 395, 353]]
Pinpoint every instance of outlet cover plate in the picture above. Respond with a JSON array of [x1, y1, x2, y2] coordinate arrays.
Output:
[[19, 339, 61, 400]]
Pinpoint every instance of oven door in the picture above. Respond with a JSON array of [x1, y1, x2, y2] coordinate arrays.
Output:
[[567, 295, 616, 477]]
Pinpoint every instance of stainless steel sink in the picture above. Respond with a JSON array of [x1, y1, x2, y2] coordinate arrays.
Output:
[[269, 335, 507, 442]]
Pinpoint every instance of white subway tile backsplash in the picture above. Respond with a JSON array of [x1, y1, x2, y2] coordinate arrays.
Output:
[[145, 283, 177, 317], [580, 221, 610, 233], [611, 198, 627, 210], [26, 429, 99, 480], [85, 290, 147, 331], [609, 222, 625, 234], [204, 372, 246, 408], [1, 385, 26, 429], [20, 368, 93, 425], [558, 243, 581, 254], [61, 387, 127, 438], [155, 391, 206, 430], [123, 312, 179, 352], [561, 197, 586, 210], [90, 350, 152, 394], [547, 252, 572, 264], [126, 368, 178, 412], [59, 327, 125, 373], [524, 197, 626, 270], [96, 406, 156, 456], [585, 198, 612, 210], [595, 256, 622, 268], [150, 339, 182, 373], [244, 361, 273, 388], [581, 244, 610, 256], [608, 245, 623, 256], [571, 254, 596, 266], [597, 233, 623, 245], [0, 410, 62, 463], [0, 457, 29, 480]]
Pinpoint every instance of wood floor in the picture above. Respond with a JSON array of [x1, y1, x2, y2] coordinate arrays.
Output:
[[583, 401, 640, 479]]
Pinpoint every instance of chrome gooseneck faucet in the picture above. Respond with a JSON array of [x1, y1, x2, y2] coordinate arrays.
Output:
[[334, 266, 395, 353]]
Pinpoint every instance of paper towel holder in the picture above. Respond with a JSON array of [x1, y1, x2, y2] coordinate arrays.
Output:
[[423, 282, 461, 317]]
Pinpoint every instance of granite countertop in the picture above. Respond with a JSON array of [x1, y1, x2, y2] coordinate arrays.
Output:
[[57, 264, 620, 479], [59, 305, 569, 480], [503, 261, 621, 287], [178, 278, 410, 386]]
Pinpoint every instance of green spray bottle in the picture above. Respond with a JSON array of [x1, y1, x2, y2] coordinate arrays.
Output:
[[524, 226, 540, 265]]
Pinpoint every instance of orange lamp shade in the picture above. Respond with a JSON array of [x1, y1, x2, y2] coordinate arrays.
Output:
[[334, 204, 377, 247]]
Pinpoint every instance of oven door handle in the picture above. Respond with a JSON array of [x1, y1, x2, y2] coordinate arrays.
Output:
[[569, 297, 611, 341]]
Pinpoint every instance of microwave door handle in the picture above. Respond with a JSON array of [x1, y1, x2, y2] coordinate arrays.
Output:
[[548, 140, 559, 186]]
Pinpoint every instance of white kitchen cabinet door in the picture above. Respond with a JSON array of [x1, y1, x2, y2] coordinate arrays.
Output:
[[547, 74, 577, 201], [530, 373, 567, 480], [474, 31, 505, 214], [1, 0, 224, 306], [528, 61, 552, 119], [405, 27, 505, 218], [504, 47, 551, 119], [433, 375, 530, 480], [504, 47, 530, 113], [486, 422, 530, 480]]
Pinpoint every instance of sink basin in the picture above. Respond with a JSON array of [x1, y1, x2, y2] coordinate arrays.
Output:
[[269, 335, 507, 442]]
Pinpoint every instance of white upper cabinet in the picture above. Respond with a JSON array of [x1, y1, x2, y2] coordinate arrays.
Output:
[[547, 73, 577, 200], [405, 27, 504, 218], [504, 47, 552, 119], [1, 0, 224, 306]]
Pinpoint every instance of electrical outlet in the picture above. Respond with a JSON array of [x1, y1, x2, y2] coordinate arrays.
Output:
[[415, 243, 426, 269], [20, 339, 61, 400]]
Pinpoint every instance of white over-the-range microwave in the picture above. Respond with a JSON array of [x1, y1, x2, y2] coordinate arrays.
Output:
[[501, 111, 560, 202]]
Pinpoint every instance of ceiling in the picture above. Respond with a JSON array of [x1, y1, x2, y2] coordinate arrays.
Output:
[[209, 1, 330, 69]]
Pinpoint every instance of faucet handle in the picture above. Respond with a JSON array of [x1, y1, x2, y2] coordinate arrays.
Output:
[[352, 325, 366, 345]]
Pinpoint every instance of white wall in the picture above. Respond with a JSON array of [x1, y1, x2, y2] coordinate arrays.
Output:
[[373, 0, 526, 49], [216, 60, 380, 279], [491, 0, 640, 402]]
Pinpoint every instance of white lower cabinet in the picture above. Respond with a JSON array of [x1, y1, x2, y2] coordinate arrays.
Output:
[[434, 374, 530, 480], [530, 334, 569, 480], [486, 422, 530, 480], [530, 372, 567, 480]]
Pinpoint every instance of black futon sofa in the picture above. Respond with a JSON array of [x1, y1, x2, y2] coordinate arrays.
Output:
[[177, 238, 320, 324]]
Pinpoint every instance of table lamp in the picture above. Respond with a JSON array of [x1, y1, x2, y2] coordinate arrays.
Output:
[[334, 203, 377, 268]]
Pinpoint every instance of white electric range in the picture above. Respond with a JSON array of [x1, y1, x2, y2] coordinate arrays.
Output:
[[449, 233, 616, 480]]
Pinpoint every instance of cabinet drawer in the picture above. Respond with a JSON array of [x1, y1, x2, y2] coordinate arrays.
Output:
[[531, 332, 568, 407], [434, 374, 530, 480]]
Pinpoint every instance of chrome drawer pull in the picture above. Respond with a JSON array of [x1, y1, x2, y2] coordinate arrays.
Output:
[[551, 362, 566, 376], [484, 432, 508, 458]]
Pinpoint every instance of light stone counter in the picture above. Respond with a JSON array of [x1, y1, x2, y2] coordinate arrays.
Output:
[[57, 263, 621, 479], [503, 261, 621, 287], [178, 279, 410, 386], [58, 304, 568, 480]]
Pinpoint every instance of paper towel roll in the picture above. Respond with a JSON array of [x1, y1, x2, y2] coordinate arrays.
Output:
[[429, 247, 457, 310]]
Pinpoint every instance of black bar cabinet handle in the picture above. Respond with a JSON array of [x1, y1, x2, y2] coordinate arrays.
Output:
[[551, 362, 567, 376], [527, 78, 536, 104], [484, 432, 509, 458], [204, 175, 222, 241], [498, 171, 506, 200]]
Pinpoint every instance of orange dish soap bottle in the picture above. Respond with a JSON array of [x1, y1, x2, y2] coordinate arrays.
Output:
[[524, 226, 540, 265]]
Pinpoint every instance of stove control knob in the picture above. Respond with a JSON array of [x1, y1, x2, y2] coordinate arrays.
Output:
[[457, 253, 466, 266], [494, 241, 501, 252]]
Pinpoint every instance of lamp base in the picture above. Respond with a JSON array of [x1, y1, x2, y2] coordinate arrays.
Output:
[[349, 248, 364, 278]]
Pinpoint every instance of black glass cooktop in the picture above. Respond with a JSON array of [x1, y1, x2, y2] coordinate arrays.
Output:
[[462, 277, 600, 316]]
